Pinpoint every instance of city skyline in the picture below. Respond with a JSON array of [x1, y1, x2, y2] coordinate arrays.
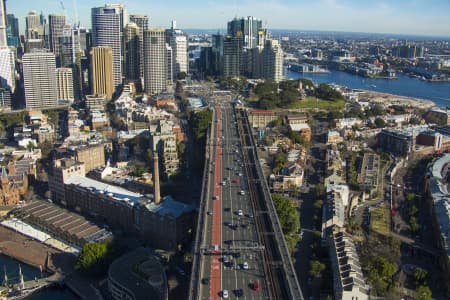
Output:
[[6, 0, 450, 38]]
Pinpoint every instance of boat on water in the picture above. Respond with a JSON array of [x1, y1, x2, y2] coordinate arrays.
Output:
[[1, 265, 43, 300]]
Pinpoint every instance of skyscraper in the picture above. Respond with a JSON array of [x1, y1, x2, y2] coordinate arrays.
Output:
[[223, 36, 242, 77], [212, 34, 224, 75], [6, 14, 19, 48], [166, 21, 188, 77], [124, 22, 140, 82], [56, 67, 74, 102], [48, 14, 66, 60], [0, 0, 7, 47], [25, 11, 41, 40], [143, 29, 166, 94], [91, 5, 124, 90], [166, 43, 173, 82], [227, 16, 263, 49], [90, 46, 114, 100], [0, 46, 15, 110], [262, 39, 283, 82], [23, 51, 58, 109], [59, 25, 75, 67], [129, 15, 148, 79], [6, 14, 18, 37]]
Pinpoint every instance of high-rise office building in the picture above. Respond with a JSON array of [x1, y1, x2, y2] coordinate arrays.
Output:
[[0, 46, 15, 110], [91, 5, 124, 90], [124, 22, 139, 82], [166, 43, 173, 82], [166, 21, 188, 77], [211, 34, 224, 75], [48, 14, 66, 60], [56, 67, 74, 102], [25, 39, 44, 53], [23, 51, 58, 109], [262, 39, 283, 82], [227, 16, 263, 49], [143, 29, 166, 94], [59, 25, 75, 67], [0, 0, 7, 47], [129, 15, 148, 79], [0, 46, 15, 92], [6, 14, 20, 48], [90, 46, 114, 100], [25, 11, 41, 40], [223, 36, 242, 77], [6, 14, 18, 37]]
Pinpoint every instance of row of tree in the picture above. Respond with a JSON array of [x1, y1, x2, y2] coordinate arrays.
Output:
[[255, 79, 344, 110], [272, 194, 300, 252], [188, 109, 212, 172]]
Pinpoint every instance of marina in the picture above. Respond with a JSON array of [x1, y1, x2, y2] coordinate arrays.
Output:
[[286, 69, 450, 107]]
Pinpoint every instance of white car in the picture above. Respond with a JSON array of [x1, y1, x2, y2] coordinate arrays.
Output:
[[237, 209, 243, 216], [239, 190, 245, 195], [222, 290, 229, 298], [243, 262, 249, 270]]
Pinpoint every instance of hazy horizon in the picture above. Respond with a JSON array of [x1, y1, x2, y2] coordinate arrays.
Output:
[[7, 0, 450, 38]]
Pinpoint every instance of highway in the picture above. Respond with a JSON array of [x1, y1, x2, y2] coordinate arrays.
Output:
[[190, 102, 303, 300]]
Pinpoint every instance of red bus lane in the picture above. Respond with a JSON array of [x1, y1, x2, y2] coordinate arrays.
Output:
[[210, 108, 222, 299]]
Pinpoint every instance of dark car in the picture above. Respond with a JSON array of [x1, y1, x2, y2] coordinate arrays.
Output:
[[202, 277, 210, 285], [234, 289, 243, 297]]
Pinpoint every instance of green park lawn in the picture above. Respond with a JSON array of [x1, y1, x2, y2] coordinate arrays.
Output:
[[370, 207, 390, 235], [288, 97, 346, 110]]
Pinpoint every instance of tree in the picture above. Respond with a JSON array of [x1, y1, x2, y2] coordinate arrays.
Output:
[[314, 83, 343, 101], [273, 151, 288, 173], [371, 104, 386, 116], [74, 242, 109, 276], [374, 117, 387, 128], [263, 136, 274, 146], [413, 268, 428, 286], [177, 71, 187, 80], [416, 285, 432, 300], [39, 140, 54, 159], [409, 216, 420, 234], [272, 194, 300, 235], [315, 183, 325, 198], [309, 260, 326, 278], [406, 193, 416, 202], [313, 199, 323, 210], [367, 256, 397, 294]]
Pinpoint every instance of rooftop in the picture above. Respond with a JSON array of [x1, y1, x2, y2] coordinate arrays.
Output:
[[428, 154, 450, 256], [290, 123, 310, 132], [66, 175, 145, 204], [146, 195, 194, 218], [108, 247, 167, 300]]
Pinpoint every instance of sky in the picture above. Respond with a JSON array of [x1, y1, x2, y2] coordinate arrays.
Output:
[[6, 0, 450, 37]]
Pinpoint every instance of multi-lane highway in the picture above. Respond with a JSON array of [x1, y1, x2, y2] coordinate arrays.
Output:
[[189, 102, 303, 300]]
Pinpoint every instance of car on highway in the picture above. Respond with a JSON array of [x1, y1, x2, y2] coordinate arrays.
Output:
[[175, 266, 186, 276], [222, 290, 229, 298], [207, 210, 213, 215], [233, 289, 243, 297], [252, 280, 260, 291], [242, 262, 249, 269], [201, 277, 210, 285]]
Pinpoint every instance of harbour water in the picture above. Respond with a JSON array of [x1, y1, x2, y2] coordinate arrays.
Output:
[[286, 70, 450, 107], [0, 254, 78, 299]]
